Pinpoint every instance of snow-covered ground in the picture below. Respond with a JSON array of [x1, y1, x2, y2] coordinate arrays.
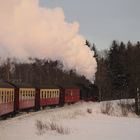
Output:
[[0, 100, 140, 140]]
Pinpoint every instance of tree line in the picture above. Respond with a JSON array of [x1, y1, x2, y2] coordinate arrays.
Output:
[[95, 40, 140, 101], [0, 58, 90, 86]]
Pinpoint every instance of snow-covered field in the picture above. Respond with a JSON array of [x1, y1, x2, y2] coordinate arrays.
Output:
[[0, 100, 140, 140]]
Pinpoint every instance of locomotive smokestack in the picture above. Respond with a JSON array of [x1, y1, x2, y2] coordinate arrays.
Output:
[[0, 0, 97, 81]]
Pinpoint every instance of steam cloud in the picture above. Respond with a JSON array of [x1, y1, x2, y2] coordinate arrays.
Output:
[[0, 0, 97, 81]]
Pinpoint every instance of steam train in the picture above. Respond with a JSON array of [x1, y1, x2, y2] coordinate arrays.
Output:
[[0, 81, 99, 118]]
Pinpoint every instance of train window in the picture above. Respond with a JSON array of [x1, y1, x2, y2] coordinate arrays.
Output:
[[26, 93, 28, 99], [23, 93, 25, 100], [33, 91, 35, 97], [1, 92, 4, 103], [44, 92, 46, 98], [8, 91, 9, 102], [29, 93, 30, 100], [24, 93, 26, 100], [9, 92, 11, 102], [10, 92, 12, 102], [23, 92, 26, 100], [32, 92, 34, 99], [22, 93, 25, 100], [10, 91, 12, 102], [2, 91, 4, 103], [6, 91, 8, 103], [8, 91, 10, 102], [11, 92, 13, 101], [4, 92, 7, 103], [11, 92, 13, 102], [31, 92, 32, 99], [8, 91, 9, 103], [31, 91, 33, 99], [45, 92, 47, 98], [30, 93, 32, 99], [28, 93, 30, 99], [7, 91, 9, 102], [5, 91, 6, 103]]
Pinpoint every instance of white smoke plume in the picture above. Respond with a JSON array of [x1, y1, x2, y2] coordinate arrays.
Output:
[[0, 0, 97, 81]]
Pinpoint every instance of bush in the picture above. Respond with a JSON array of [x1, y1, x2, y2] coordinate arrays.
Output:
[[101, 102, 112, 115], [119, 100, 135, 117], [101, 100, 135, 117], [36, 120, 70, 135]]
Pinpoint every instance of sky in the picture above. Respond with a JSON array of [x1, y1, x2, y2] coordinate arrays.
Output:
[[40, 0, 140, 50]]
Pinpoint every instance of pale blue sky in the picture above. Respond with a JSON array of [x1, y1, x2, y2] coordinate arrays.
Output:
[[39, 0, 140, 50]]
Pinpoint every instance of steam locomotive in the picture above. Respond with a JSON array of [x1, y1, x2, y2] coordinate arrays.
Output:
[[0, 81, 99, 118]]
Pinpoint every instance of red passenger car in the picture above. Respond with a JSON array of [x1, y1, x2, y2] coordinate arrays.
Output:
[[14, 84, 36, 111], [59, 85, 80, 105], [0, 81, 15, 117], [35, 85, 60, 109]]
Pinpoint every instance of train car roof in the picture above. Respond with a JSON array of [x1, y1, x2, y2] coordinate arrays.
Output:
[[56, 83, 79, 89], [0, 81, 15, 88], [35, 85, 59, 89], [7, 82, 35, 88]]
